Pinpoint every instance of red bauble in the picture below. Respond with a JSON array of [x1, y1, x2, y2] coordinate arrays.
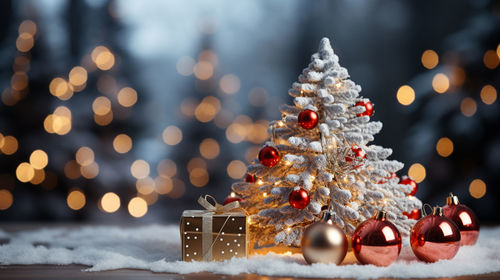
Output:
[[298, 109, 319, 130], [345, 145, 366, 167], [258, 146, 281, 167], [377, 172, 398, 184], [245, 173, 256, 183], [400, 176, 418, 196], [403, 208, 421, 220], [289, 187, 310, 209], [352, 211, 402, 266], [223, 194, 243, 205], [443, 193, 480, 246], [410, 207, 461, 263], [355, 101, 374, 117]]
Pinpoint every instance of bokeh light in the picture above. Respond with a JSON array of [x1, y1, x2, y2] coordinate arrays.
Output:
[[421, 50, 439, 69], [436, 137, 454, 157], [0, 135, 18, 155], [194, 96, 221, 122], [136, 177, 155, 195], [480, 85, 497, 105], [131, 159, 150, 179], [396, 85, 415, 106], [219, 74, 241, 94], [69, 66, 88, 87], [29, 149, 48, 169], [155, 176, 173, 194], [460, 97, 477, 117], [227, 160, 246, 179], [162, 126, 182, 145], [91, 46, 115, 70], [30, 169, 45, 185], [0, 190, 13, 210], [113, 134, 133, 154], [193, 61, 213, 80], [80, 162, 99, 179], [483, 50, 499, 69], [128, 197, 148, 218], [18, 20, 37, 36], [67, 190, 86, 210], [76, 147, 95, 166], [199, 138, 220, 159], [157, 159, 177, 178], [187, 157, 207, 172], [469, 179, 486, 199], [408, 163, 426, 183], [117, 87, 138, 107], [16, 162, 35, 183], [64, 160, 81, 179], [432, 73, 449, 94], [176, 56, 195, 76], [92, 96, 112, 116], [16, 32, 34, 52], [189, 168, 209, 187], [100, 192, 120, 213]]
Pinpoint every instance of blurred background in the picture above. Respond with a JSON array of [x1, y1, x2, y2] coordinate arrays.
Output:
[[0, 0, 498, 224]]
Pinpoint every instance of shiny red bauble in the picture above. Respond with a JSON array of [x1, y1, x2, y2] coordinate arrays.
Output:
[[355, 101, 374, 117], [410, 207, 461, 263], [298, 109, 319, 130], [352, 211, 402, 266], [400, 176, 418, 196], [258, 146, 281, 167], [223, 194, 243, 205], [245, 173, 256, 183], [345, 145, 366, 167], [403, 208, 421, 220], [443, 193, 480, 246], [289, 187, 310, 209]]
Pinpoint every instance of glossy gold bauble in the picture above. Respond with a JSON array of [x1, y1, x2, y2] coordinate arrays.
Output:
[[301, 221, 348, 265]]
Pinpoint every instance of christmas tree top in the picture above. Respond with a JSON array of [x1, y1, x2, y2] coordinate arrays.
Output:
[[232, 38, 421, 247]]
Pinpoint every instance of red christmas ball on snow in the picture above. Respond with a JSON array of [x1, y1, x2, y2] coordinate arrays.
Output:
[[298, 109, 319, 130], [403, 208, 421, 220], [443, 193, 480, 246], [223, 193, 243, 205], [258, 146, 281, 167], [345, 145, 366, 167], [400, 176, 418, 196], [410, 206, 461, 263], [352, 211, 402, 267], [289, 187, 310, 209], [245, 173, 256, 183], [355, 101, 374, 117]]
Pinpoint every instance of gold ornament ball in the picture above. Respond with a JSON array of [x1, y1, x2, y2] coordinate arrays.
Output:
[[301, 222, 348, 265]]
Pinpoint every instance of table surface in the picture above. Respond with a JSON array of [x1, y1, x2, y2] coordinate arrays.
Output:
[[1, 223, 499, 280]]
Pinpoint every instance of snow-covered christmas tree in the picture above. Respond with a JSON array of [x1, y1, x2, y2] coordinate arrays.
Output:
[[232, 38, 422, 248]]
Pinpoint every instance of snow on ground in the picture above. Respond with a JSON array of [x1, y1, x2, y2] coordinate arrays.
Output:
[[0, 225, 499, 278]]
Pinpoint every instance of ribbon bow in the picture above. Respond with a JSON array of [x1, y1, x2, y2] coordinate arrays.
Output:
[[197, 194, 240, 214]]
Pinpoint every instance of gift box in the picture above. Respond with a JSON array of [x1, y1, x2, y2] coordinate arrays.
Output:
[[180, 196, 248, 262]]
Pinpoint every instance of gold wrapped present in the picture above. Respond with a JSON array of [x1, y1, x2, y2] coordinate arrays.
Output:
[[180, 195, 248, 262]]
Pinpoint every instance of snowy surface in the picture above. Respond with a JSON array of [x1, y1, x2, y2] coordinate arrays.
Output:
[[0, 225, 499, 279]]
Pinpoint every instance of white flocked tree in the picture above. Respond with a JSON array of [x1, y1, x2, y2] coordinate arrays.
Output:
[[232, 38, 422, 248]]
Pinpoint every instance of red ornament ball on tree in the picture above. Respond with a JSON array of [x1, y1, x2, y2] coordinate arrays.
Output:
[[400, 176, 418, 196], [258, 146, 281, 167], [352, 211, 402, 266], [403, 208, 421, 220], [345, 145, 366, 166], [298, 109, 319, 130], [245, 173, 256, 183], [223, 194, 242, 205], [355, 101, 374, 117], [443, 193, 480, 246], [289, 187, 310, 209]]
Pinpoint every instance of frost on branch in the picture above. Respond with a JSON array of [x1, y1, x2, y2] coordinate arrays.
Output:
[[232, 37, 422, 249]]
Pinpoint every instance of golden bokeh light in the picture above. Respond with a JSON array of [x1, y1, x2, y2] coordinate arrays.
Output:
[[396, 85, 415, 106], [460, 97, 477, 117], [113, 134, 132, 154], [69, 66, 88, 87], [94, 110, 113, 126], [16, 162, 35, 183], [198, 50, 218, 65], [18, 20, 37, 36], [480, 85, 497, 105], [189, 168, 209, 187], [436, 137, 454, 157], [408, 163, 426, 183], [16, 32, 34, 52], [136, 177, 155, 195], [194, 96, 221, 122], [117, 87, 138, 107], [176, 56, 195, 76], [227, 160, 246, 179], [64, 160, 81, 179], [76, 146, 94, 166], [0, 190, 13, 210], [91, 46, 115, 71], [187, 157, 207, 172], [128, 197, 148, 218], [432, 73, 450, 94], [248, 87, 268, 107], [469, 179, 486, 199], [29, 149, 48, 169], [49, 77, 72, 98], [162, 126, 182, 146], [0, 135, 19, 155], [247, 120, 269, 144], [2, 88, 21, 106], [100, 192, 120, 213], [157, 159, 177, 178], [30, 169, 45, 185], [199, 138, 220, 159], [81, 162, 99, 179], [11, 72, 28, 91], [92, 96, 112, 116], [193, 61, 213, 80], [67, 190, 86, 210], [52, 106, 72, 135], [421, 50, 439, 69], [483, 50, 499, 69], [219, 74, 241, 94], [131, 159, 150, 179], [155, 176, 173, 194]]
